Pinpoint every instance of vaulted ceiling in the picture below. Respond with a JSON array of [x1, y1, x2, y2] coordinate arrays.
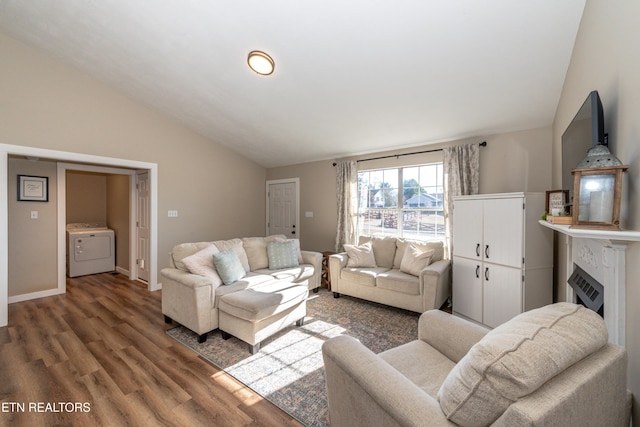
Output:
[[0, 1, 586, 167]]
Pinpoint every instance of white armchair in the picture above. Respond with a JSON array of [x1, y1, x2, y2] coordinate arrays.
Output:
[[322, 303, 630, 427]]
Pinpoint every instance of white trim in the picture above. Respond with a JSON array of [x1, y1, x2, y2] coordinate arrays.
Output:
[[538, 219, 640, 241], [0, 150, 7, 326], [0, 143, 159, 327], [116, 266, 130, 276], [8, 288, 65, 304], [266, 178, 300, 238]]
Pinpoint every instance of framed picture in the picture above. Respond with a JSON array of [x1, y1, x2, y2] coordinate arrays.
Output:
[[18, 175, 48, 202], [545, 189, 569, 216]]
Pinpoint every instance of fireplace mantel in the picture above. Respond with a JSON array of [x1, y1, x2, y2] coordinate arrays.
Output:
[[539, 220, 639, 346], [538, 220, 640, 242]]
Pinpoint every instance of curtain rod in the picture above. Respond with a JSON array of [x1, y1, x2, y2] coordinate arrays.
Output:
[[332, 141, 486, 166]]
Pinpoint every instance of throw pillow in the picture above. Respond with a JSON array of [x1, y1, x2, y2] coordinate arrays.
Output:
[[344, 241, 377, 268], [212, 238, 250, 272], [359, 236, 397, 268], [266, 240, 300, 270], [266, 236, 305, 264], [181, 244, 223, 288], [212, 249, 247, 285], [170, 242, 213, 271], [393, 239, 444, 269], [399, 244, 434, 276], [437, 303, 608, 426], [242, 237, 275, 271], [285, 238, 305, 264]]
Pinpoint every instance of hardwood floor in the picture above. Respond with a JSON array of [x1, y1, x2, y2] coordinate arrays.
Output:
[[0, 273, 304, 427]]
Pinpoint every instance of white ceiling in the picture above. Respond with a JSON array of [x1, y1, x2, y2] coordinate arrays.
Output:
[[0, 1, 586, 168]]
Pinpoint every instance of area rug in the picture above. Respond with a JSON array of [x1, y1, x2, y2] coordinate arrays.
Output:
[[166, 288, 419, 427]]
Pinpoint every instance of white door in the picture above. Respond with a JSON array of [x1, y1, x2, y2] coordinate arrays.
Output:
[[483, 264, 523, 328], [267, 181, 298, 238], [136, 171, 150, 282], [452, 198, 483, 259], [483, 197, 524, 268], [452, 256, 483, 323]]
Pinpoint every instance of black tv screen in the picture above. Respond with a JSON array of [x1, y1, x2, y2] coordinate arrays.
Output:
[[561, 90, 605, 205]]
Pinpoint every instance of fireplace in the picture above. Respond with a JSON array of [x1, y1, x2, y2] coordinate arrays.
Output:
[[539, 218, 640, 347], [568, 263, 604, 316], [568, 236, 627, 346]]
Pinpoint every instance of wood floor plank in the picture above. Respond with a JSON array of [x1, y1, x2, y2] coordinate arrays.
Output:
[[55, 329, 102, 376], [85, 340, 144, 395], [117, 345, 192, 408], [81, 368, 140, 426], [0, 273, 304, 427]]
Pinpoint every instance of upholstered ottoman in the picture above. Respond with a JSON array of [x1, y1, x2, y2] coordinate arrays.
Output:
[[218, 281, 308, 354]]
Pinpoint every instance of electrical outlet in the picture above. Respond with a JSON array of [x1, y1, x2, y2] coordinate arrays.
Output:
[[168, 210, 178, 217], [30, 211, 38, 219]]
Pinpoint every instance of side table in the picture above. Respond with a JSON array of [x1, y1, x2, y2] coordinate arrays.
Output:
[[321, 251, 336, 291]]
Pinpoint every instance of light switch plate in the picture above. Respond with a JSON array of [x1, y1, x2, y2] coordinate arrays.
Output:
[[168, 210, 178, 217]]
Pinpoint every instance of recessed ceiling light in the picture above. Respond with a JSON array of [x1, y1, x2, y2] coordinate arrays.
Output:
[[247, 51, 275, 75]]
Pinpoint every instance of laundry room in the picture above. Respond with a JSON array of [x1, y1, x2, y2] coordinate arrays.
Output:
[[6, 155, 132, 302], [66, 169, 130, 278]]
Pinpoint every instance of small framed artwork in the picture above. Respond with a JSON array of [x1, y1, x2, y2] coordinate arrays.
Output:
[[18, 175, 48, 202], [545, 190, 569, 216]]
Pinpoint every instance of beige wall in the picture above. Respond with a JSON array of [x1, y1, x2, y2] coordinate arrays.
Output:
[[552, 0, 640, 422], [1, 33, 267, 298], [66, 171, 108, 224], [8, 158, 58, 296], [267, 126, 552, 252], [267, 162, 338, 252]]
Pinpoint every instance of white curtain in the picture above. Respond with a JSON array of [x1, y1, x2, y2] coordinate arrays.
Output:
[[334, 160, 358, 252], [443, 144, 480, 259]]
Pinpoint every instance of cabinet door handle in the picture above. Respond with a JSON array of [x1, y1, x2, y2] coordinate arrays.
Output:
[[475, 265, 480, 278], [476, 244, 480, 257], [485, 245, 490, 259], [485, 267, 489, 281]]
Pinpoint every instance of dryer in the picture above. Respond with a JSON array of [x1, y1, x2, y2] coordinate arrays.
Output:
[[66, 223, 115, 277]]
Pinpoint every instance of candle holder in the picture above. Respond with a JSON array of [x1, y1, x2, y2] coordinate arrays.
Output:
[[571, 145, 628, 230]]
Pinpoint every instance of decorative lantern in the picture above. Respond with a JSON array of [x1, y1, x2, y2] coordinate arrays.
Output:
[[571, 144, 628, 230]]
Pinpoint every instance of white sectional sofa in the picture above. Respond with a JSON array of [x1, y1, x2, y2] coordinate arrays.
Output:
[[161, 235, 322, 344], [329, 236, 451, 313]]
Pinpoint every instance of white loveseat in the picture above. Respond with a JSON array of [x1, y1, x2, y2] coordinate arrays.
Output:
[[329, 236, 450, 313], [161, 235, 322, 342]]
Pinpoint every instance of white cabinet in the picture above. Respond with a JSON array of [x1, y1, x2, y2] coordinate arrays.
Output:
[[452, 193, 553, 328]]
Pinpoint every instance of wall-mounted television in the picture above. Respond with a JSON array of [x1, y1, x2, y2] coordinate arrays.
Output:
[[561, 90, 606, 207]]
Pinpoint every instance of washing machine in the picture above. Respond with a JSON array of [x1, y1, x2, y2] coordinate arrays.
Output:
[[66, 223, 115, 277]]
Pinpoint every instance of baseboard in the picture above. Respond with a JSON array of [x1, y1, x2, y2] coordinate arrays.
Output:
[[116, 266, 130, 276], [8, 287, 65, 304]]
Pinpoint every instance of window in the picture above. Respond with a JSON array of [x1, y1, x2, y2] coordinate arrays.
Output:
[[357, 163, 444, 241]]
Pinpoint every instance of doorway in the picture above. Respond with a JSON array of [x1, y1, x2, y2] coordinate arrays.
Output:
[[0, 143, 159, 327], [266, 178, 299, 239], [60, 162, 144, 282], [136, 171, 151, 282]]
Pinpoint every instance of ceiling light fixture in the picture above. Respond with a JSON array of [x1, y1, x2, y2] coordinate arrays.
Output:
[[247, 50, 275, 75]]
